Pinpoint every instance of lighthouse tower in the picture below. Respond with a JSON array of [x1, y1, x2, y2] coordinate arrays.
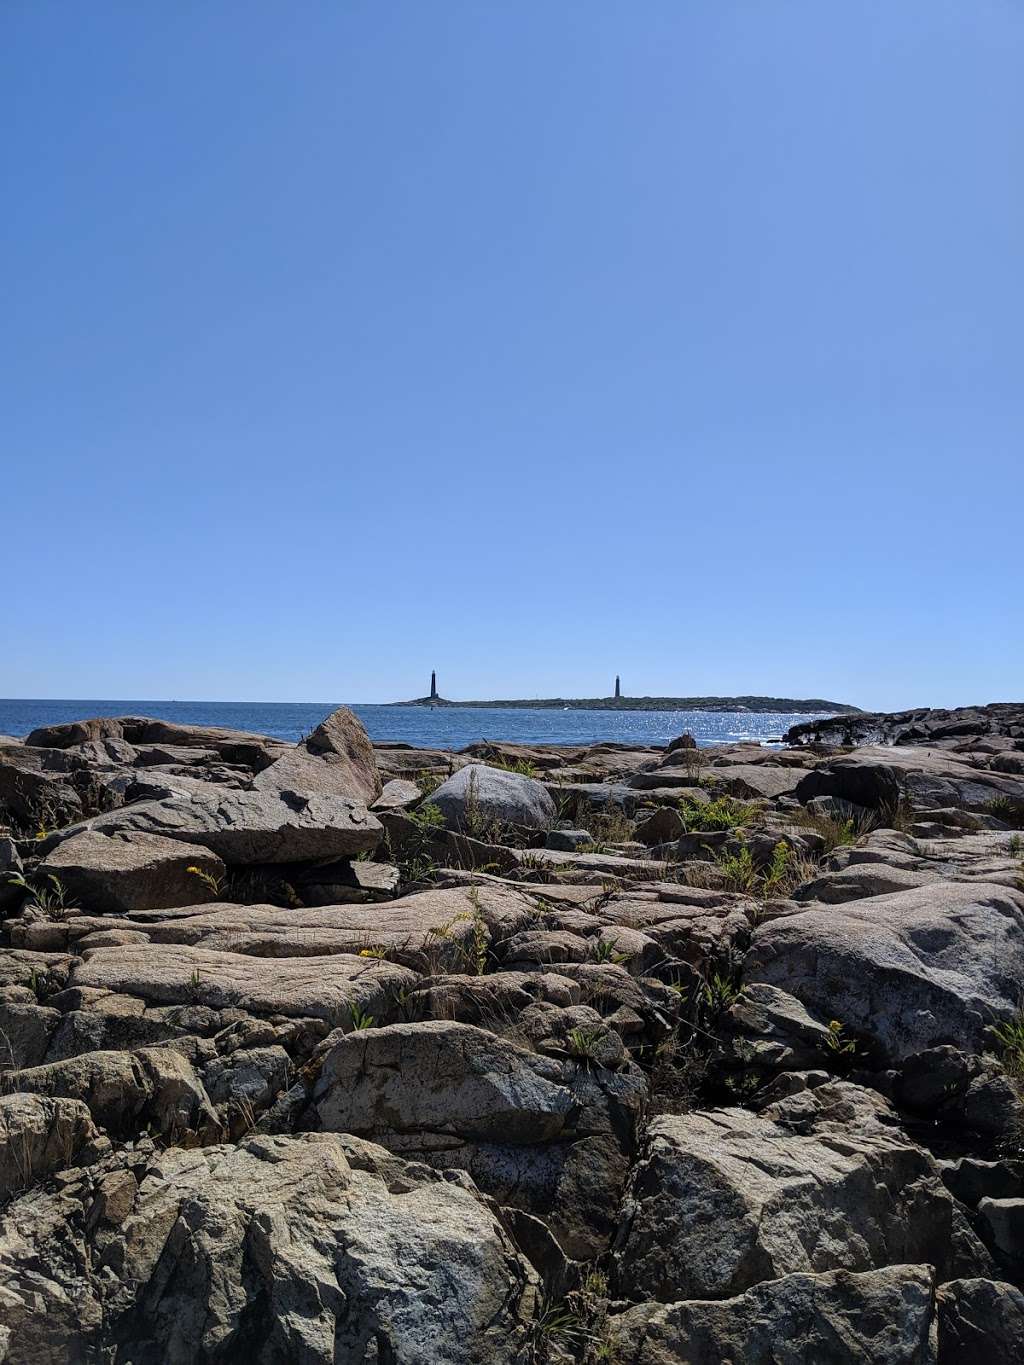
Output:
[[430, 670, 438, 701], [614, 675, 621, 699]]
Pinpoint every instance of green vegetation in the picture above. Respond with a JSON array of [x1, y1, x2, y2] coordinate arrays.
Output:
[[414, 769, 445, 798], [788, 804, 868, 853], [991, 1011, 1024, 1077], [988, 796, 1024, 829], [586, 936, 631, 965], [396, 694, 860, 714], [488, 756, 539, 778], [186, 864, 225, 897], [348, 1005, 376, 1032], [678, 794, 755, 833], [5, 871, 76, 920], [822, 1018, 857, 1061], [565, 1026, 607, 1065]]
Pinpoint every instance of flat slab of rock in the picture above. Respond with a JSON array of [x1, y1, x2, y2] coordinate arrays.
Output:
[[13, 886, 535, 971], [315, 1020, 584, 1145], [746, 879, 1024, 1062], [70, 943, 415, 1025], [38, 830, 225, 912], [45, 787, 381, 865]]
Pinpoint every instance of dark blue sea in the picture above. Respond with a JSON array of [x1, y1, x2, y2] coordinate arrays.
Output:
[[0, 700, 833, 749]]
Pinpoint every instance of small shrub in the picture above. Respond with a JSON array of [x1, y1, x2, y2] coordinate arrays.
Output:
[[822, 1018, 857, 1059], [714, 845, 759, 893], [412, 801, 445, 830], [678, 795, 755, 833], [699, 969, 740, 1017], [414, 769, 444, 798]]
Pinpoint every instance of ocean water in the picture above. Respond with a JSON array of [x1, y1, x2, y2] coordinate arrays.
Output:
[[0, 699, 832, 749]]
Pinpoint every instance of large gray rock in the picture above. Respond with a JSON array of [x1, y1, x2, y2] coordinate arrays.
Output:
[[746, 880, 1024, 1062], [607, 1265, 937, 1365], [787, 702, 1024, 748], [42, 787, 381, 864], [0, 1132, 537, 1363], [611, 1083, 988, 1303], [25, 715, 285, 769], [37, 830, 226, 911], [314, 1018, 647, 1258], [0, 742, 82, 825], [5, 1045, 219, 1140], [795, 745, 1024, 814], [426, 763, 556, 832], [936, 1277, 1024, 1364], [0, 1092, 98, 1196], [254, 706, 382, 805]]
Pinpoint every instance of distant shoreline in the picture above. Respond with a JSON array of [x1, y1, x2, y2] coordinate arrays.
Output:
[[388, 695, 861, 715]]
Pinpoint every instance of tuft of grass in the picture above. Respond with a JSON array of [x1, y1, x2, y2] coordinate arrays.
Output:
[[488, 756, 539, 778], [699, 969, 741, 1017], [348, 1004, 376, 1031], [991, 1011, 1024, 1078], [8, 872, 78, 920], [586, 937, 631, 965], [186, 865, 225, 898], [788, 803, 870, 852], [566, 1026, 607, 1066], [678, 795, 756, 833], [988, 796, 1024, 829]]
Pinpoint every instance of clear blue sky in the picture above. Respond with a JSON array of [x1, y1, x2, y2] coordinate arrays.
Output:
[[3, 1, 1020, 710]]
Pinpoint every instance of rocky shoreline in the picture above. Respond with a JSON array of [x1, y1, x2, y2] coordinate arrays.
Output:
[[1, 702, 1023, 1362]]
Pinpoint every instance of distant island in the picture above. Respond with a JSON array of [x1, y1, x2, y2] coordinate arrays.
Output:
[[390, 694, 861, 714]]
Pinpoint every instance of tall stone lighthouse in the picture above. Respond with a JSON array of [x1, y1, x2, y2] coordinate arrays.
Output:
[[614, 675, 621, 699], [430, 670, 438, 701]]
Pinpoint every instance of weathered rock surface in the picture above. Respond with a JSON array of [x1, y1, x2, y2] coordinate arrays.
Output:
[[314, 1019, 646, 1256], [795, 745, 1024, 814], [607, 1265, 937, 1364], [746, 880, 1024, 1062], [70, 943, 415, 1025], [0, 1132, 537, 1363], [612, 1084, 988, 1303], [935, 1277, 1024, 1363], [787, 701, 1024, 749], [0, 1092, 99, 1195]]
